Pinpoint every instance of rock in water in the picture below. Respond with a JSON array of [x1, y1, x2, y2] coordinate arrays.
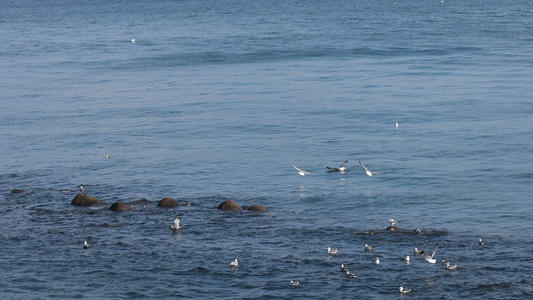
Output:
[[71, 194, 105, 206]]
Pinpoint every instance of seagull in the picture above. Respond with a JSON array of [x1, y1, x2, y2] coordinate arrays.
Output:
[[399, 255, 411, 262], [395, 122, 399, 130], [326, 160, 348, 172], [290, 280, 301, 286], [478, 238, 485, 246], [131, 39, 136, 43], [420, 243, 439, 264], [414, 247, 422, 255], [364, 244, 375, 252], [229, 259, 239, 267], [170, 218, 181, 230], [358, 161, 385, 176], [444, 262, 458, 270], [328, 247, 339, 255], [292, 165, 311, 176], [83, 241, 89, 249], [79, 186, 84, 193], [346, 271, 357, 278], [399, 286, 412, 294], [340, 264, 349, 272], [375, 257, 380, 264], [388, 219, 399, 226]]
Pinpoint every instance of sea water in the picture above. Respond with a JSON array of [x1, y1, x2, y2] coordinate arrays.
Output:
[[1, 0, 532, 298]]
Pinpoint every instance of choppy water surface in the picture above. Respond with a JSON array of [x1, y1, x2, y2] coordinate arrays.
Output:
[[1, 0, 533, 298]]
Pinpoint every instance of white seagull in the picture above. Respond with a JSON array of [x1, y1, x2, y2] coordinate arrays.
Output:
[[444, 261, 458, 270], [364, 244, 375, 252], [79, 186, 84, 193], [478, 238, 485, 246], [328, 247, 339, 255], [388, 219, 399, 226], [290, 280, 301, 286], [395, 122, 399, 130], [340, 264, 349, 272], [399, 286, 412, 294], [292, 165, 311, 176], [346, 271, 357, 278], [420, 243, 439, 264], [399, 255, 411, 262], [131, 38, 136, 43], [375, 257, 380, 264], [358, 161, 385, 176], [414, 247, 422, 255], [326, 160, 348, 172], [170, 218, 181, 230], [83, 240, 89, 249], [229, 259, 239, 267]]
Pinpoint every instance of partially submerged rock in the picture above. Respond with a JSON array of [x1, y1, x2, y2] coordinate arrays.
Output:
[[218, 200, 242, 211], [109, 201, 134, 211], [157, 197, 180, 208], [247, 204, 267, 212], [71, 194, 105, 206], [11, 189, 24, 194]]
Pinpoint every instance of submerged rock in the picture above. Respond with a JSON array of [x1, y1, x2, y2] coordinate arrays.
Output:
[[157, 197, 180, 208], [71, 194, 105, 206], [126, 198, 150, 205], [88, 211, 101, 215], [218, 200, 242, 211], [247, 205, 267, 212], [11, 189, 24, 194], [109, 201, 134, 211]]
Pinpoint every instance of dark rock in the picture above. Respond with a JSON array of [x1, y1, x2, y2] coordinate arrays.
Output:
[[109, 202, 134, 211], [88, 211, 101, 215], [217, 200, 242, 211], [247, 205, 267, 211], [11, 189, 24, 194], [157, 197, 180, 208], [125, 198, 150, 205], [71, 194, 105, 206]]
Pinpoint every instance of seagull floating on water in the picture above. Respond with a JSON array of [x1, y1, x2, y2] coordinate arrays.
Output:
[[375, 257, 380, 264], [399, 286, 412, 294], [326, 160, 348, 172], [340, 264, 349, 272], [290, 280, 301, 286], [420, 243, 439, 264], [478, 238, 485, 246], [364, 244, 375, 252], [399, 255, 411, 262], [292, 165, 311, 176], [229, 259, 239, 267], [358, 161, 385, 176], [79, 186, 84, 193], [346, 271, 357, 278], [328, 247, 339, 255], [395, 122, 399, 130], [83, 240, 89, 249], [444, 261, 458, 270], [131, 39, 136, 43], [170, 218, 181, 230]]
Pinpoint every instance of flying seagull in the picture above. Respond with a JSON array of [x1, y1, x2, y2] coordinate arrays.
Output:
[[358, 161, 385, 176], [170, 218, 181, 230], [420, 243, 439, 264], [292, 165, 311, 176], [326, 160, 348, 172]]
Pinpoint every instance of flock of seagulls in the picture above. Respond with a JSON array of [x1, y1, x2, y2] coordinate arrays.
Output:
[[292, 160, 386, 177]]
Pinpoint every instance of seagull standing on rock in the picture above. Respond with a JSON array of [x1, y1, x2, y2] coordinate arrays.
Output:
[[79, 186, 84, 193]]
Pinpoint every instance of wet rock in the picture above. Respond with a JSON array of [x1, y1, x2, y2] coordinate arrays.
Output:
[[247, 204, 267, 211], [88, 211, 101, 215], [109, 201, 134, 211], [71, 194, 105, 206], [11, 189, 24, 194], [126, 198, 150, 205], [217, 200, 242, 211], [157, 197, 180, 208]]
